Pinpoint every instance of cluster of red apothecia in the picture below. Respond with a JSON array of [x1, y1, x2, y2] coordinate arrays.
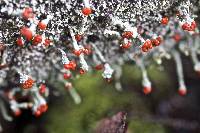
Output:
[[15, 49, 49, 117], [16, 6, 93, 82], [21, 78, 35, 89], [65, 6, 92, 77], [120, 30, 162, 52], [20, 78, 47, 95], [16, 8, 51, 47], [73, 47, 92, 56], [64, 63, 104, 78], [16, 7, 197, 97], [34, 84, 48, 117], [141, 37, 162, 52], [14, 103, 48, 117], [63, 60, 78, 80], [6, 83, 48, 117], [140, 17, 168, 53], [120, 17, 166, 51], [62, 45, 93, 78], [13, 103, 48, 117], [63, 46, 104, 79], [62, 6, 101, 78], [121, 31, 133, 49], [34, 103, 48, 117], [20, 76, 46, 96], [64, 61, 77, 71], [182, 21, 197, 31], [141, 16, 197, 53]]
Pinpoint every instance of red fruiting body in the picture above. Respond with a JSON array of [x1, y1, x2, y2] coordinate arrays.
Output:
[[121, 42, 132, 49], [79, 68, 85, 75], [190, 21, 196, 31], [63, 73, 71, 79], [82, 7, 92, 16], [22, 7, 34, 20], [16, 37, 24, 47], [178, 89, 187, 96], [64, 64, 71, 70], [75, 34, 83, 42], [95, 64, 104, 70], [20, 27, 33, 41], [143, 86, 152, 95], [69, 61, 77, 70], [161, 17, 169, 25], [182, 21, 197, 31], [83, 45, 92, 55], [43, 39, 51, 47], [73, 49, 82, 56], [34, 110, 41, 117], [122, 31, 133, 39], [157, 36, 162, 42], [14, 109, 21, 117], [83, 48, 91, 55], [151, 39, 160, 46], [148, 44, 153, 49], [173, 33, 181, 42], [33, 35, 42, 45], [39, 104, 48, 113], [151, 37, 162, 47], [141, 45, 148, 52], [64, 61, 76, 70], [141, 40, 152, 52], [146, 40, 153, 49], [21, 78, 34, 89], [39, 84, 46, 94], [182, 22, 190, 31], [38, 22, 47, 30]]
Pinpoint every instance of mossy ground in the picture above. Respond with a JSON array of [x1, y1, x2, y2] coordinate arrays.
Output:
[[42, 64, 172, 133]]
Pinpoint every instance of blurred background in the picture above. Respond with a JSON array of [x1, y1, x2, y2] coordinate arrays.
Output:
[[1, 57, 200, 133]]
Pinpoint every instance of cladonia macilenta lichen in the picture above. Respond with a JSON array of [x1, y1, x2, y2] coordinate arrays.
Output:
[[0, 0, 200, 131]]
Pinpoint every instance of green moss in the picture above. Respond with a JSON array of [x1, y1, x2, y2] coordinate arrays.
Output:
[[147, 64, 174, 99], [129, 119, 166, 133], [122, 65, 142, 85]]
